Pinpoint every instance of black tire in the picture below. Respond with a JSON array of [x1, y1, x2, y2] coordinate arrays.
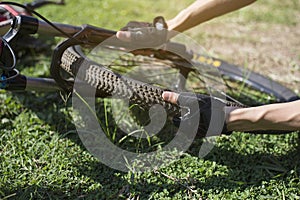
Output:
[[192, 54, 299, 106], [59, 44, 299, 109], [219, 59, 299, 104], [60, 43, 298, 148]]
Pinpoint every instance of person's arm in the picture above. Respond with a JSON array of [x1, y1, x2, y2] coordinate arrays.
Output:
[[226, 100, 300, 131], [167, 0, 256, 32], [117, 0, 256, 41], [162, 92, 300, 132]]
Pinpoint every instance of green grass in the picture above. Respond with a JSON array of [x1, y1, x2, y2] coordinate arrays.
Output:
[[1, 0, 300, 199]]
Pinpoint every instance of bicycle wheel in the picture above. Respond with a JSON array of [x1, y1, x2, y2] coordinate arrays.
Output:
[[59, 43, 299, 108], [56, 41, 298, 154]]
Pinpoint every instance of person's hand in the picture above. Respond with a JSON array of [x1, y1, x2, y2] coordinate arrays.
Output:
[[162, 91, 235, 137], [116, 16, 168, 48]]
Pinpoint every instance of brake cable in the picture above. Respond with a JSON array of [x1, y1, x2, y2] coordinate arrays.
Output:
[[0, 1, 73, 39]]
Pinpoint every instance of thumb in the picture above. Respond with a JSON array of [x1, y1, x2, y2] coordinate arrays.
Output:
[[116, 31, 132, 42], [162, 91, 179, 105]]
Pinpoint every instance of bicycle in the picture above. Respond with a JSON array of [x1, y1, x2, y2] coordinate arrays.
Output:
[[0, 1, 299, 140]]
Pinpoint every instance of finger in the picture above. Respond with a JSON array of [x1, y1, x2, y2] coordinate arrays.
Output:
[[162, 91, 179, 105], [153, 16, 168, 30], [116, 31, 132, 42]]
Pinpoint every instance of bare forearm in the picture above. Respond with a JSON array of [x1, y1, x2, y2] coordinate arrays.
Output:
[[226, 100, 300, 131], [167, 0, 256, 32]]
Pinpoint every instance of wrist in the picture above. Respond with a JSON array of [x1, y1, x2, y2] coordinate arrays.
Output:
[[167, 9, 191, 32], [226, 106, 268, 132]]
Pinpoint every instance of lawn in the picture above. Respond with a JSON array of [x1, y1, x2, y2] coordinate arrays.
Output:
[[0, 0, 299, 199]]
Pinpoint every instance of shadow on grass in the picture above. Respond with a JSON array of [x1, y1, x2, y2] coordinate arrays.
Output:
[[7, 92, 300, 199], [2, 92, 128, 199], [71, 134, 300, 199], [201, 140, 299, 188], [12, 92, 72, 125], [111, 137, 300, 199]]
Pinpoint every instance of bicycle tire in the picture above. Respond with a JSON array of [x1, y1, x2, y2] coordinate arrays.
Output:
[[217, 59, 299, 103], [59, 45, 298, 110], [191, 54, 299, 106]]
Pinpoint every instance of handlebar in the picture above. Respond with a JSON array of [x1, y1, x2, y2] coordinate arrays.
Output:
[[0, 14, 116, 38]]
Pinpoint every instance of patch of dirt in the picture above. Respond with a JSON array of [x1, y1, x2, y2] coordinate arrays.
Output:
[[189, 22, 300, 93]]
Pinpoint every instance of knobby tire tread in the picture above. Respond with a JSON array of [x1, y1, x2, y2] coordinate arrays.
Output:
[[59, 45, 298, 114], [60, 46, 182, 115]]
